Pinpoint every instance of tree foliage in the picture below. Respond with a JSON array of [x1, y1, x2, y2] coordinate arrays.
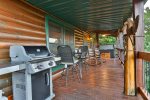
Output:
[[144, 7, 150, 51], [99, 35, 116, 45]]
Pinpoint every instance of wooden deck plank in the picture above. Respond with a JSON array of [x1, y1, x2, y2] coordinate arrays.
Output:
[[53, 59, 143, 100]]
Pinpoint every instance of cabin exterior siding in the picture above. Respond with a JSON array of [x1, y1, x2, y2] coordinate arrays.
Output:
[[0, 0, 88, 97], [0, 0, 46, 96], [74, 30, 84, 48]]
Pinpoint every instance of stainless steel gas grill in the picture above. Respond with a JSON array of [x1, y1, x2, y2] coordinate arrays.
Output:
[[10, 45, 56, 100]]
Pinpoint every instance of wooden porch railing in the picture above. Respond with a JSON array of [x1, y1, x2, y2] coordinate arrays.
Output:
[[138, 52, 150, 62], [137, 51, 150, 100], [116, 48, 124, 65], [116, 50, 150, 99]]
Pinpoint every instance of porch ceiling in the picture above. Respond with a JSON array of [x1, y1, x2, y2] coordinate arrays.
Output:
[[26, 0, 133, 33]]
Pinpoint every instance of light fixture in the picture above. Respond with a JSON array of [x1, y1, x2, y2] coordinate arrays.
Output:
[[102, 34, 106, 37], [49, 38, 58, 43]]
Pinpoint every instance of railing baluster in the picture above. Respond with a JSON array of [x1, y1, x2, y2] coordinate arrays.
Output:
[[142, 60, 150, 98]]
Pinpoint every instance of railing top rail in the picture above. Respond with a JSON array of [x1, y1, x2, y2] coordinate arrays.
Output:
[[138, 51, 150, 62]]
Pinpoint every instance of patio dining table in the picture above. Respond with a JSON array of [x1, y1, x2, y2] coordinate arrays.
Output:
[[74, 50, 83, 79]]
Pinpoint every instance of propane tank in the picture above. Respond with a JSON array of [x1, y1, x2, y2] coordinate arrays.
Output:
[[0, 90, 8, 100]]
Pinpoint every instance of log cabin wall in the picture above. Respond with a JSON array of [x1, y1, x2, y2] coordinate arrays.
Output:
[[83, 32, 92, 48], [0, 0, 46, 96], [83, 32, 91, 48], [74, 30, 84, 48], [0, 0, 93, 97], [74, 30, 92, 48]]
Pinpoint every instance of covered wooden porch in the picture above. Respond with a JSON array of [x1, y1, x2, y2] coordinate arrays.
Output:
[[0, 0, 149, 100], [53, 59, 142, 100]]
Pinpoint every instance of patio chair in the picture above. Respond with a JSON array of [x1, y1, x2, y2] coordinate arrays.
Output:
[[79, 46, 89, 72], [88, 48, 96, 65], [57, 45, 80, 86], [94, 48, 101, 65], [88, 48, 101, 66]]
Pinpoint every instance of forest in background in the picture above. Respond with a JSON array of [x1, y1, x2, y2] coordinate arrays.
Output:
[[144, 7, 150, 51], [99, 35, 116, 45]]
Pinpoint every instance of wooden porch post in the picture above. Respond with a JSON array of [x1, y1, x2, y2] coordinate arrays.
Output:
[[133, 0, 144, 90], [124, 34, 136, 95], [96, 33, 99, 48]]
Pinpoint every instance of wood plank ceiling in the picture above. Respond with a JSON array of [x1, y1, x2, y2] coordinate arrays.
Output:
[[27, 0, 132, 35], [27, 0, 133, 35]]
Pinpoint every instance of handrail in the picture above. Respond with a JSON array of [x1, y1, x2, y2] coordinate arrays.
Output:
[[137, 51, 150, 99], [138, 51, 150, 62], [138, 87, 149, 100]]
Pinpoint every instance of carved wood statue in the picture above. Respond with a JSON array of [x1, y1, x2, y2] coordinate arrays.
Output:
[[122, 15, 139, 96]]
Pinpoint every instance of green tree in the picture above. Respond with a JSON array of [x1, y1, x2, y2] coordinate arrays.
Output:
[[99, 35, 116, 45], [144, 7, 150, 93], [144, 7, 150, 51]]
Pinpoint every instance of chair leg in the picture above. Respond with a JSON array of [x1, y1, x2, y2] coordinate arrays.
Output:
[[96, 58, 102, 66], [82, 60, 88, 73], [85, 63, 89, 73], [77, 62, 83, 80], [60, 68, 65, 80], [73, 64, 81, 82], [90, 57, 92, 65], [72, 66, 75, 78], [96, 57, 98, 66], [65, 67, 69, 86]]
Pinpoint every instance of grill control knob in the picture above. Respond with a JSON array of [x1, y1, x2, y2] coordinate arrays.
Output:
[[37, 65, 43, 69], [48, 61, 53, 66]]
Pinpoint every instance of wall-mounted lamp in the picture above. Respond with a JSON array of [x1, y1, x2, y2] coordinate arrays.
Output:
[[102, 34, 106, 37], [49, 38, 58, 43]]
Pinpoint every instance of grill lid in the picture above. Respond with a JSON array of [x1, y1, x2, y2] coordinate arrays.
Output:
[[23, 46, 50, 58], [10, 45, 54, 62]]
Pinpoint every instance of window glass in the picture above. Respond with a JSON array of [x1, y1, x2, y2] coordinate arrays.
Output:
[[48, 22, 63, 55], [65, 29, 74, 50]]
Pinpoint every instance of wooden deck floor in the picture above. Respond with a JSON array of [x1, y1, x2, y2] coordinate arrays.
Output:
[[53, 59, 143, 100]]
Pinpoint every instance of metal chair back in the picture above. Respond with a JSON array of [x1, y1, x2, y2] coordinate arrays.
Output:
[[79, 46, 88, 58], [57, 45, 74, 63]]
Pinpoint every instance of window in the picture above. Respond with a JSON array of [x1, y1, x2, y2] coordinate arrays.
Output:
[[45, 16, 75, 54], [48, 22, 63, 55], [64, 29, 74, 50]]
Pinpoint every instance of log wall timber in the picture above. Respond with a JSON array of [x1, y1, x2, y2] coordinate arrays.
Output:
[[74, 30, 91, 48], [83, 32, 91, 48], [74, 30, 84, 48], [0, 0, 46, 96]]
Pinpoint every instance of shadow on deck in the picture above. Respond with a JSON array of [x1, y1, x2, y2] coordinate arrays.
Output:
[[53, 59, 142, 100]]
